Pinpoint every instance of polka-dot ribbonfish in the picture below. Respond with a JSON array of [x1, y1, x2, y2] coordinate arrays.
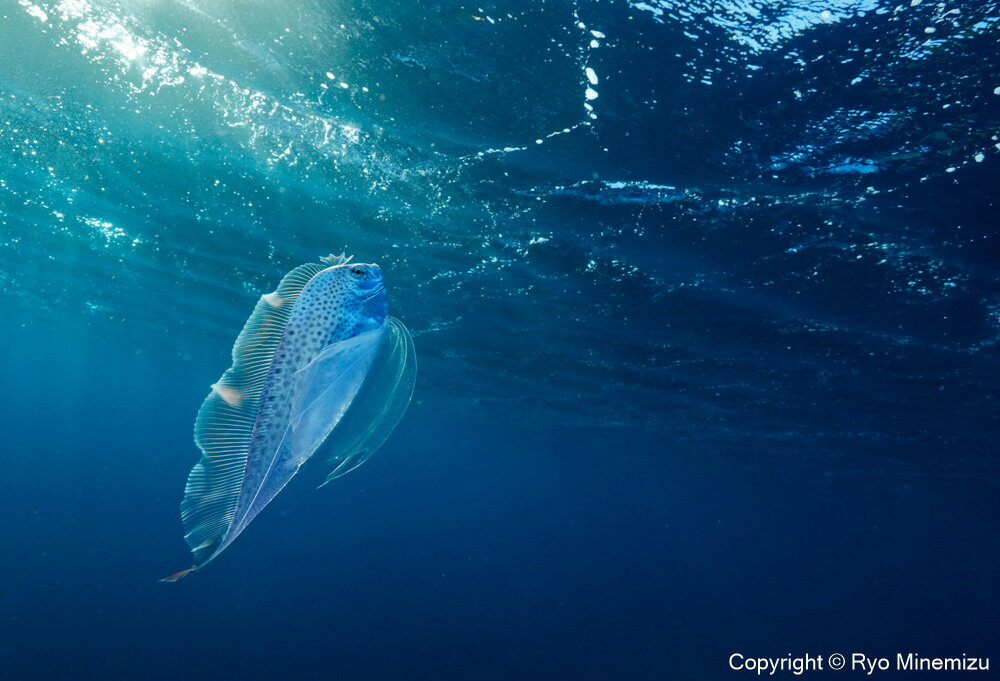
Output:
[[162, 254, 416, 581]]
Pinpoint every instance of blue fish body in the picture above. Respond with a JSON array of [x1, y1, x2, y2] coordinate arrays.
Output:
[[164, 255, 415, 580]]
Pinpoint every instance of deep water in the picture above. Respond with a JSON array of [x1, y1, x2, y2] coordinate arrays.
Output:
[[1, 1, 998, 679]]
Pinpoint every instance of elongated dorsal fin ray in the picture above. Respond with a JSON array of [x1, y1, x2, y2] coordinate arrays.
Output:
[[320, 252, 352, 266], [178, 259, 330, 568], [160, 567, 195, 583]]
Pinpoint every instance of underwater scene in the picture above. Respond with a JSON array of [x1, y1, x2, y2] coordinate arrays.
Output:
[[1, 0, 997, 679]]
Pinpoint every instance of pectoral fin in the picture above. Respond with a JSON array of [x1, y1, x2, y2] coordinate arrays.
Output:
[[306, 317, 417, 486], [285, 326, 388, 469]]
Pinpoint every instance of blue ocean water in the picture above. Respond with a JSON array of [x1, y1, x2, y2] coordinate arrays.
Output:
[[1, 0, 998, 679]]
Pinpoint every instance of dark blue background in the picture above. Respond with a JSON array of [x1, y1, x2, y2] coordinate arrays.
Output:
[[0, 316, 996, 680]]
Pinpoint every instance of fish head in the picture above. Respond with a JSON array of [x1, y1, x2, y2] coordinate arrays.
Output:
[[350, 262, 388, 323], [315, 261, 388, 334], [299, 259, 391, 344]]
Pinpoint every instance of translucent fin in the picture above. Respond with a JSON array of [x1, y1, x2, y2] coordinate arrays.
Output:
[[306, 317, 417, 486], [283, 327, 388, 471], [177, 260, 329, 568]]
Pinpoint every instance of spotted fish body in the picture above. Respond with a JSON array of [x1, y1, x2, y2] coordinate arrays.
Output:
[[164, 254, 415, 581]]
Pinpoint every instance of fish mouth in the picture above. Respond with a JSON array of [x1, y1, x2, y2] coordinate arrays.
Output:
[[363, 285, 385, 300]]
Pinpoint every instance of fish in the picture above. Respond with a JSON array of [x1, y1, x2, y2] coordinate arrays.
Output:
[[162, 253, 416, 581]]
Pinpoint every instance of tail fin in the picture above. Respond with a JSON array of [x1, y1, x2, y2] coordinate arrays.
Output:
[[160, 567, 195, 583]]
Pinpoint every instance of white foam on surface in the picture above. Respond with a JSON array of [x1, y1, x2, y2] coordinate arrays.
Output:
[[19, 1, 48, 22]]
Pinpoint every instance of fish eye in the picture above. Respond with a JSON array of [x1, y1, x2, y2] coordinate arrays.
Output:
[[350, 267, 367, 278]]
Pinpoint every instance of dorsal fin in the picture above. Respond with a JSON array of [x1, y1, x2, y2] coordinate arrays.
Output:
[[176, 259, 329, 569], [320, 252, 352, 266]]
